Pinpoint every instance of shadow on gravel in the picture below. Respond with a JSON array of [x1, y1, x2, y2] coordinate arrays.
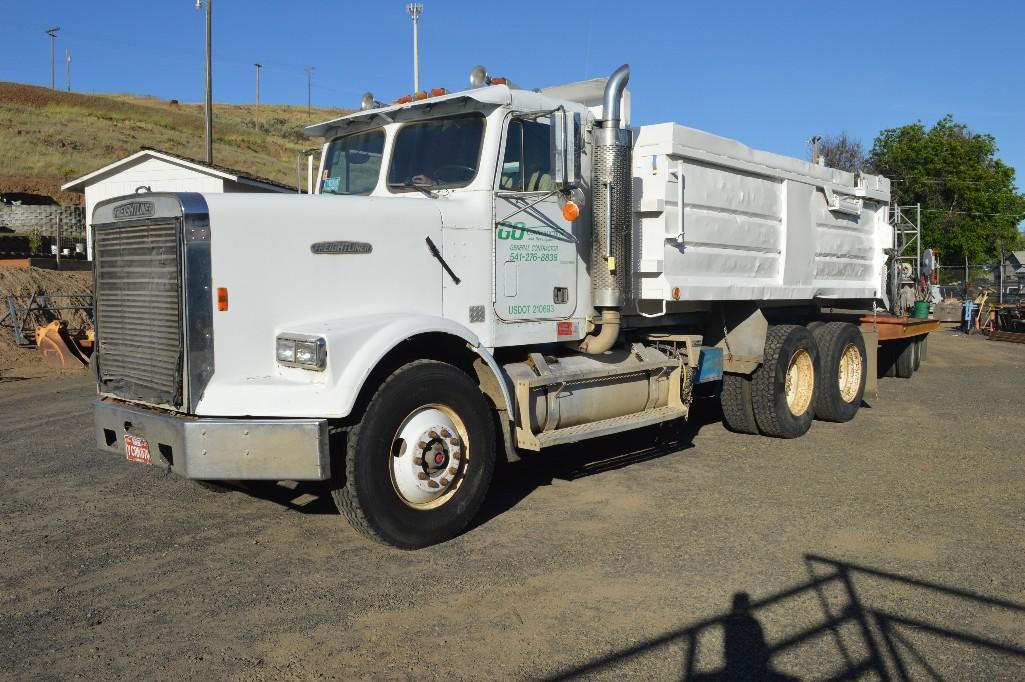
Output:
[[469, 395, 722, 531], [204, 480, 338, 515], [548, 554, 1025, 680], [218, 396, 722, 526]]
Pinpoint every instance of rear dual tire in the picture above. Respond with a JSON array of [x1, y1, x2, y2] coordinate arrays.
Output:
[[751, 325, 819, 439], [895, 339, 915, 378], [721, 372, 759, 435], [810, 322, 866, 423], [721, 322, 869, 435]]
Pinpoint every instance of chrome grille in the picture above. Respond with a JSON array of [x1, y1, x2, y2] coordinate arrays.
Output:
[[94, 220, 183, 406]]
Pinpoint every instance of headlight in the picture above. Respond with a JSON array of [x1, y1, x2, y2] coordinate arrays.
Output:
[[276, 334, 326, 371]]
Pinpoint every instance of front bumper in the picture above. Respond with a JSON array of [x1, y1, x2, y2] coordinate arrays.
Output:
[[94, 398, 330, 480]]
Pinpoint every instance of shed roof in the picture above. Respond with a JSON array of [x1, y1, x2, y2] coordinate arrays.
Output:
[[60, 147, 297, 193]]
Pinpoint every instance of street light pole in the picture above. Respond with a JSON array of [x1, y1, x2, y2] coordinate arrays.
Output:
[[66, 49, 71, 92], [46, 27, 60, 90], [305, 66, 314, 120], [406, 4, 423, 93], [254, 63, 262, 132], [195, 0, 213, 163]]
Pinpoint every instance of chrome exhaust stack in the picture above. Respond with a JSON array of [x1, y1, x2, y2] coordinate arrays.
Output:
[[577, 64, 631, 354]]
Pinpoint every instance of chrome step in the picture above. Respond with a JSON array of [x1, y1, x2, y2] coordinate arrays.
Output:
[[527, 405, 686, 449]]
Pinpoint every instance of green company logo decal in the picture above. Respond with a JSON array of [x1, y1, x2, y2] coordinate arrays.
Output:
[[497, 222, 526, 240], [497, 222, 562, 240]]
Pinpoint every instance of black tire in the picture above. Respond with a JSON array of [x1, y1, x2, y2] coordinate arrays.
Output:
[[331, 360, 496, 549], [912, 337, 922, 371], [879, 343, 897, 378], [809, 322, 866, 423], [919, 334, 929, 363], [752, 325, 819, 438], [721, 372, 759, 435], [894, 340, 914, 378]]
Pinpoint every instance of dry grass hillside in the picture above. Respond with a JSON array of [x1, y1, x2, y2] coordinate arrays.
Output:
[[0, 82, 351, 203]]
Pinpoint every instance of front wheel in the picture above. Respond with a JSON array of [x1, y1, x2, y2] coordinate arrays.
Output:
[[332, 360, 496, 549]]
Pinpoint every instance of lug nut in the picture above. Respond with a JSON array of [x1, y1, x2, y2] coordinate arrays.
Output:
[[418, 441, 428, 450], [449, 438, 459, 446], [428, 480, 439, 489], [428, 430, 438, 439], [417, 472, 428, 480], [451, 451, 462, 461], [413, 457, 423, 466], [448, 467, 458, 476], [440, 478, 450, 486], [440, 428, 451, 438]]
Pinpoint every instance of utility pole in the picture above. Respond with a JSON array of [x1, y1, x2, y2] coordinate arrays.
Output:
[[997, 239, 1004, 304], [196, 0, 213, 164], [46, 27, 60, 90], [254, 63, 262, 131], [305, 66, 314, 120], [406, 3, 423, 93], [65, 49, 71, 92]]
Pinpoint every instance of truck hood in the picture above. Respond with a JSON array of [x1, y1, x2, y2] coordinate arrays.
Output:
[[200, 192, 444, 396]]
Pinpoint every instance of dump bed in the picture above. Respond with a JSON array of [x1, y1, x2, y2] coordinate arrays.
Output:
[[632, 123, 892, 304]]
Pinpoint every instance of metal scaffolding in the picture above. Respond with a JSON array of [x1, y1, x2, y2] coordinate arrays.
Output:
[[888, 204, 921, 315]]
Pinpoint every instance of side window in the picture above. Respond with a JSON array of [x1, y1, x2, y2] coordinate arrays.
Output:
[[500, 119, 552, 192], [500, 120, 522, 190]]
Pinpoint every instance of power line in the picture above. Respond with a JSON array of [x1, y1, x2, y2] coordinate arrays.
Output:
[[920, 208, 1025, 218], [891, 178, 1003, 185]]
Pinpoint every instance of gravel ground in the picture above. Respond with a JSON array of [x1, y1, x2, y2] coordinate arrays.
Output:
[[1, 330, 1024, 680]]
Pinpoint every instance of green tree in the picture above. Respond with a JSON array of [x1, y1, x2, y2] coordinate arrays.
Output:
[[867, 115, 1025, 264]]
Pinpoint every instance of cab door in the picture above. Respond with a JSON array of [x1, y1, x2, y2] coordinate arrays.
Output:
[[494, 118, 578, 321]]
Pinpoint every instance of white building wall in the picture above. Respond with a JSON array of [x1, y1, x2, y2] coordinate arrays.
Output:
[[84, 158, 226, 260]]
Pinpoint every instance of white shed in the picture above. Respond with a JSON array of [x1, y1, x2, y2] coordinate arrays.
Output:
[[61, 147, 296, 260]]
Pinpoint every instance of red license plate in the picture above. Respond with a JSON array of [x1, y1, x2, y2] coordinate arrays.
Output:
[[124, 434, 152, 465]]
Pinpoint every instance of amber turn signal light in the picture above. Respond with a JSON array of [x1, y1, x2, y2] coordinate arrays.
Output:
[[561, 200, 580, 221], [217, 287, 228, 311]]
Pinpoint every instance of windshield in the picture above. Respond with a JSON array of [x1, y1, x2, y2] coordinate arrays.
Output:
[[387, 114, 484, 191], [321, 129, 385, 195]]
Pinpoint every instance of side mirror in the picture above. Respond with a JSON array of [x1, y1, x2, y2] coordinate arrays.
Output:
[[550, 110, 581, 188]]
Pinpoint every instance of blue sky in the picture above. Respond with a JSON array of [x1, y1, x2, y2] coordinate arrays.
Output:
[[3, 1, 1024, 184]]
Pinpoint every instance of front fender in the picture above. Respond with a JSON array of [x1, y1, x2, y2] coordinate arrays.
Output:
[[196, 314, 513, 420], [298, 314, 513, 419]]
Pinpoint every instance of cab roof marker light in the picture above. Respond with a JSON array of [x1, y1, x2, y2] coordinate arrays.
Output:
[[469, 65, 489, 88], [361, 91, 384, 110]]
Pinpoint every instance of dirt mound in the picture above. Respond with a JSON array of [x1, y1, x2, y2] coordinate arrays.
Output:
[[0, 266, 92, 372]]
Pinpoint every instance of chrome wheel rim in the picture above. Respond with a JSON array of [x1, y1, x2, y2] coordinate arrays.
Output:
[[837, 343, 862, 403], [389, 404, 468, 509], [784, 349, 814, 416]]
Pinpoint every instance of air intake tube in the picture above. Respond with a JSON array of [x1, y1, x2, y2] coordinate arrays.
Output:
[[575, 64, 631, 355]]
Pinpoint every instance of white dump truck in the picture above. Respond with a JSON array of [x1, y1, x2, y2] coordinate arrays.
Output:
[[92, 65, 935, 548]]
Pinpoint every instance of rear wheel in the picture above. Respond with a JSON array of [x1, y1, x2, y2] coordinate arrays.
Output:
[[810, 322, 866, 423], [721, 372, 758, 435], [895, 340, 915, 378], [912, 337, 922, 371], [752, 325, 819, 438], [331, 360, 496, 549]]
